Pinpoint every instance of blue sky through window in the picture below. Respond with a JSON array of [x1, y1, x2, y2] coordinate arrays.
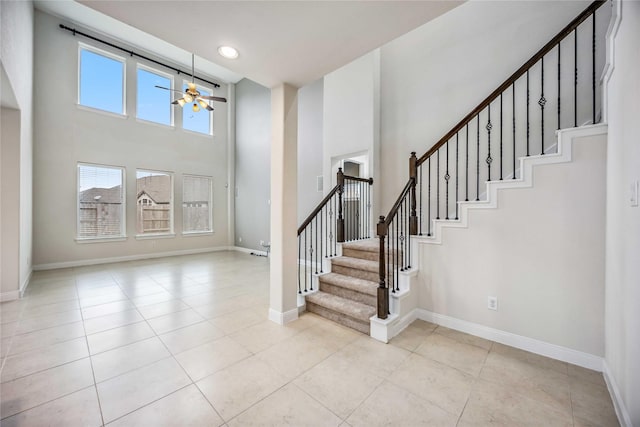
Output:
[[80, 49, 124, 114], [138, 69, 171, 125]]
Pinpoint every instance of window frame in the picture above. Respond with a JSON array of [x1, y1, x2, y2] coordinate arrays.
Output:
[[182, 174, 214, 235], [135, 169, 175, 238], [76, 162, 127, 242], [181, 80, 214, 136], [77, 43, 127, 116], [136, 64, 175, 127]]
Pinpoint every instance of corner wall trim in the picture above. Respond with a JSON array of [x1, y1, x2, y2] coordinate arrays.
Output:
[[603, 361, 633, 427], [32, 246, 234, 271], [20, 269, 32, 297], [415, 309, 603, 371], [268, 307, 299, 325]]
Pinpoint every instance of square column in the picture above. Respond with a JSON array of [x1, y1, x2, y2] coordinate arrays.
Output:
[[269, 84, 299, 324]]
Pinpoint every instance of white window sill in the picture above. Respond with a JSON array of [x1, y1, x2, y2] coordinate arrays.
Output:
[[136, 117, 175, 130], [182, 128, 213, 138], [77, 104, 127, 119], [76, 236, 127, 244], [135, 233, 176, 240], [182, 231, 214, 237]]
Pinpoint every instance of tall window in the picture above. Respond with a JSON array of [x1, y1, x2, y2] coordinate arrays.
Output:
[[77, 164, 125, 239], [183, 175, 213, 233], [183, 83, 212, 135], [136, 170, 173, 235], [137, 67, 172, 126], [79, 46, 125, 114]]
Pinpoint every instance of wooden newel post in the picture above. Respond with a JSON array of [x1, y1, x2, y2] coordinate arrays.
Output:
[[376, 215, 388, 320], [409, 152, 418, 235], [337, 168, 345, 243]]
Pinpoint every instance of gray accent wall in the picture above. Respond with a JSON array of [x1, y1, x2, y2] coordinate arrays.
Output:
[[234, 78, 271, 251]]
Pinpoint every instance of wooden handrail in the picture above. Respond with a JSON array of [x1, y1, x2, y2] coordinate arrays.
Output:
[[297, 184, 340, 236], [383, 178, 413, 227], [344, 175, 374, 184], [416, 0, 606, 167]]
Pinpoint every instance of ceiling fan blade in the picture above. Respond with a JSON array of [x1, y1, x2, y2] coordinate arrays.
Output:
[[199, 95, 227, 103], [205, 104, 214, 111], [155, 85, 183, 93]]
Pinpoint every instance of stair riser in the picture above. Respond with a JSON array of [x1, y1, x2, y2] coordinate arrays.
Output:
[[342, 248, 378, 262], [319, 281, 377, 306], [306, 302, 369, 334], [331, 264, 378, 282]]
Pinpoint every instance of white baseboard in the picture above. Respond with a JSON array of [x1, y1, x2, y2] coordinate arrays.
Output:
[[268, 307, 299, 325], [415, 309, 603, 371], [0, 290, 20, 302], [20, 269, 32, 297], [603, 361, 633, 427], [32, 246, 234, 271]]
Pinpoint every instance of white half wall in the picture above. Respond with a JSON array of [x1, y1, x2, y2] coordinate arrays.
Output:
[[32, 11, 230, 267], [604, 1, 640, 425], [418, 132, 606, 357]]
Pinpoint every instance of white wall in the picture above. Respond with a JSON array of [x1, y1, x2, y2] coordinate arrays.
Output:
[[32, 11, 230, 267], [604, 1, 640, 424], [419, 133, 606, 356], [0, 0, 34, 296], [234, 78, 271, 251], [297, 78, 324, 224], [379, 1, 598, 211], [323, 50, 381, 221]]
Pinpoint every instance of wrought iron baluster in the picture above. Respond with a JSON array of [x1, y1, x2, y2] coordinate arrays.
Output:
[[540, 57, 546, 155], [407, 196, 411, 269], [319, 208, 323, 271], [512, 83, 516, 179], [574, 28, 578, 127], [476, 114, 480, 201], [304, 228, 308, 292], [465, 124, 469, 201], [436, 149, 440, 219], [558, 42, 561, 130], [400, 202, 404, 272], [298, 236, 301, 294], [486, 104, 492, 181], [455, 133, 459, 220], [500, 94, 503, 180], [445, 141, 450, 220], [427, 158, 431, 236], [592, 12, 596, 124], [527, 70, 530, 156]]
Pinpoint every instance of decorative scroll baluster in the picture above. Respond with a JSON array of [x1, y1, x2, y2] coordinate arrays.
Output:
[[486, 105, 493, 181], [445, 142, 450, 220], [539, 57, 546, 155]]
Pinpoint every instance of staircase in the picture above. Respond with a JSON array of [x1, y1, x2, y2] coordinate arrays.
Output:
[[305, 240, 379, 334]]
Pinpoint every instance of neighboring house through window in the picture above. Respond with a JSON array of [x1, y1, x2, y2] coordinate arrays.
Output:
[[77, 163, 125, 239], [136, 170, 173, 235]]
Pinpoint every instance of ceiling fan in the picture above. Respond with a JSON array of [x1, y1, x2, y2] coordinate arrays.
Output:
[[155, 54, 227, 112]]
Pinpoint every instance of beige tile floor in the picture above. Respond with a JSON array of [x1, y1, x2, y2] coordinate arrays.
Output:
[[0, 251, 619, 426]]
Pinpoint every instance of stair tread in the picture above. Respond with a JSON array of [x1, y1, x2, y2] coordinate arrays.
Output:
[[319, 273, 378, 296], [341, 239, 379, 253], [305, 291, 376, 322], [331, 256, 378, 273]]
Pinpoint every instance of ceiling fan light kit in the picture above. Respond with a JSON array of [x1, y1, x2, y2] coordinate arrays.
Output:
[[155, 53, 227, 113]]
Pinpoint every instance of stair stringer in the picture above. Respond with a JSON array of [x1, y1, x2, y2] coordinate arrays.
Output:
[[417, 123, 608, 246]]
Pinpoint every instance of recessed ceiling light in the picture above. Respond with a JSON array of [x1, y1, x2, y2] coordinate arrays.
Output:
[[218, 46, 239, 59]]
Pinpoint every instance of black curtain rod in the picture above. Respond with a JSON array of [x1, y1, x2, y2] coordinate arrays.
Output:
[[59, 24, 221, 88]]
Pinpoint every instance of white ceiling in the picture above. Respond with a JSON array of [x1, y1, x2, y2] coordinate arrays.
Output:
[[37, 1, 462, 88]]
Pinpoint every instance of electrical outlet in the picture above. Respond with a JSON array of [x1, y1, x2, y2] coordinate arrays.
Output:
[[239, 237, 242, 243], [260, 240, 264, 246], [488, 296, 498, 311]]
